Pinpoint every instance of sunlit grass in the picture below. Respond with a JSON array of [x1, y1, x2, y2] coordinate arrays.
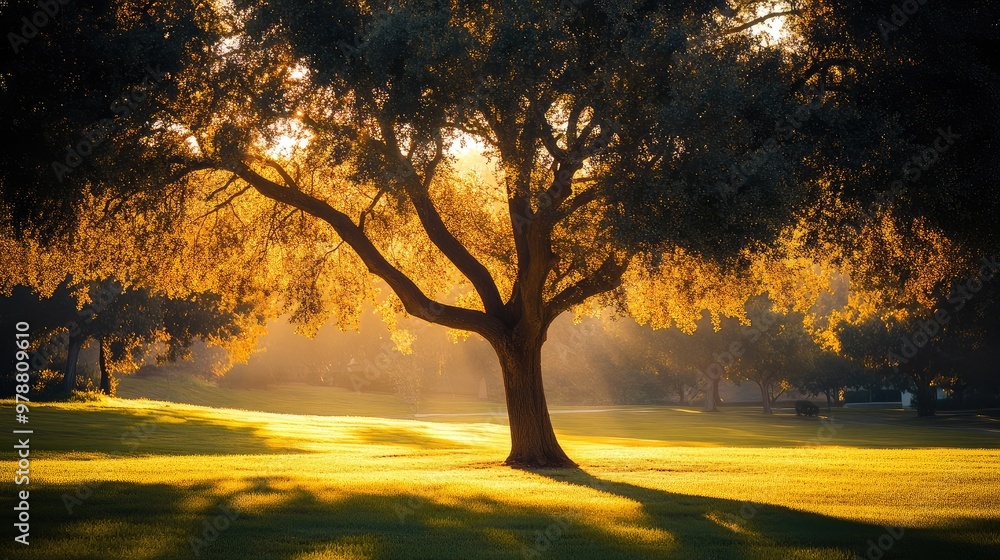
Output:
[[3, 396, 998, 559], [118, 376, 1000, 448]]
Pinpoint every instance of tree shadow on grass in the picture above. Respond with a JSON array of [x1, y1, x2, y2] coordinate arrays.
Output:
[[533, 468, 1000, 560], [9, 474, 999, 560], [351, 426, 466, 449], [33, 406, 296, 456]]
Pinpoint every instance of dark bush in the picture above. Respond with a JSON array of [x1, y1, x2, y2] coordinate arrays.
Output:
[[795, 400, 819, 417]]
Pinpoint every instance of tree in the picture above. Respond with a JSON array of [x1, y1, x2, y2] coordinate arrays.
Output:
[[1, 276, 248, 397], [791, 0, 1000, 264], [0, 1, 964, 466], [795, 351, 859, 411], [599, 318, 703, 406], [87, 283, 247, 396], [0, 282, 77, 396], [732, 302, 813, 413], [684, 312, 743, 412], [838, 313, 939, 416]]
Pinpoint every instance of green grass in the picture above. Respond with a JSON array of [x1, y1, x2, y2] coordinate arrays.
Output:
[[118, 376, 1000, 448], [115, 375, 503, 418], [2, 382, 999, 559]]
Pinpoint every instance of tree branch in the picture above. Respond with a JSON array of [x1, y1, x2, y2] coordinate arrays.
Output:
[[789, 58, 862, 94], [379, 123, 507, 317], [248, 155, 301, 190], [235, 164, 506, 339], [719, 10, 801, 36], [205, 173, 241, 202], [544, 252, 631, 325], [196, 184, 253, 220]]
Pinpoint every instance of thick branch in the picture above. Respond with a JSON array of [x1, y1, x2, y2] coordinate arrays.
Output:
[[553, 182, 606, 221], [544, 252, 631, 325], [379, 125, 506, 316], [235, 164, 506, 338], [538, 118, 569, 163]]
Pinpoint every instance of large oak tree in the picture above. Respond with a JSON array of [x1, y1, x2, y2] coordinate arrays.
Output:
[[7, 0, 990, 466]]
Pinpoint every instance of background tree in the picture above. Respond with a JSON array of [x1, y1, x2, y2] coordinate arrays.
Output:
[[600, 318, 704, 406], [1, 276, 249, 397], [89, 285, 248, 396], [838, 313, 938, 416], [794, 350, 859, 411], [732, 301, 813, 413], [0, 282, 76, 396]]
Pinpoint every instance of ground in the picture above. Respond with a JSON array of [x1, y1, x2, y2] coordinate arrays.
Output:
[[2, 377, 998, 559]]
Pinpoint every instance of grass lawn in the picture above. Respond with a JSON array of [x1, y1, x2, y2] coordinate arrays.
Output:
[[3, 381, 999, 559]]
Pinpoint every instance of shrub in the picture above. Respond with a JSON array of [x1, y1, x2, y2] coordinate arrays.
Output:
[[795, 400, 819, 417]]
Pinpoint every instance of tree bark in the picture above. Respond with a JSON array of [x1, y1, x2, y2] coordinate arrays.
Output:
[[64, 335, 83, 393], [493, 331, 575, 468], [915, 378, 936, 417], [952, 384, 965, 406], [703, 377, 720, 412], [757, 382, 772, 414], [98, 337, 113, 396], [824, 390, 832, 411]]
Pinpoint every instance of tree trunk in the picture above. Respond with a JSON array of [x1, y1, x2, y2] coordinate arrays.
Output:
[[703, 377, 720, 412], [824, 390, 832, 411], [915, 378, 936, 417], [494, 332, 575, 469], [98, 337, 113, 396], [64, 336, 83, 393], [952, 384, 965, 405], [757, 382, 772, 414]]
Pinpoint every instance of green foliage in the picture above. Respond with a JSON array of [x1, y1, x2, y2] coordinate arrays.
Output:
[[0, 0, 222, 239], [794, 400, 819, 416], [732, 296, 814, 411], [0, 276, 250, 398], [795, 351, 861, 405]]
